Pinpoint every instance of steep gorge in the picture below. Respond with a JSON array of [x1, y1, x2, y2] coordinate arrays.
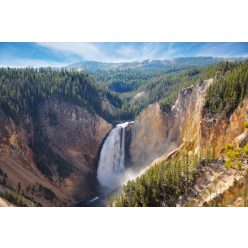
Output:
[[2, 77, 247, 206], [1, 62, 248, 207]]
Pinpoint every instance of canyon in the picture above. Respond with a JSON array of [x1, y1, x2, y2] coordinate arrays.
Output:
[[1, 77, 248, 206], [92, 79, 248, 206], [1, 60, 248, 207]]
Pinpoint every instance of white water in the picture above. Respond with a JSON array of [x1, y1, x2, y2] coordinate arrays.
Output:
[[97, 121, 133, 193]]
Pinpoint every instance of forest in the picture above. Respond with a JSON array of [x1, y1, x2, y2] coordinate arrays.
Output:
[[0, 58, 246, 125], [0, 58, 248, 207], [204, 60, 248, 116], [111, 135, 248, 207], [110, 148, 205, 207], [0, 67, 120, 122], [108, 60, 248, 207]]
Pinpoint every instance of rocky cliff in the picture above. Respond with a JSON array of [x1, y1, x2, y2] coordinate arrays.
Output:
[[126, 78, 248, 171], [126, 79, 212, 170], [0, 98, 111, 206], [1, 75, 247, 206], [199, 99, 248, 156], [125, 103, 172, 171]]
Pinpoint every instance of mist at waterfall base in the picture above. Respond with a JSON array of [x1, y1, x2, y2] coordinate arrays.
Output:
[[76, 121, 148, 207]]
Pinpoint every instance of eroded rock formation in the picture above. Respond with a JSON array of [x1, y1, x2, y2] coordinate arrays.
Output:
[[0, 98, 111, 206]]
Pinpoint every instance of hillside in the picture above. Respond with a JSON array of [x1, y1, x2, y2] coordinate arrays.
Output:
[[68, 57, 222, 72], [68, 58, 245, 122], [68, 57, 221, 93], [1, 58, 248, 207], [0, 68, 115, 206], [110, 60, 248, 207], [0, 68, 122, 122]]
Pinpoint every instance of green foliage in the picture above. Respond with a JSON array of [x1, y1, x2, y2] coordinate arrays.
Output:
[[37, 183, 57, 201], [111, 154, 202, 207], [204, 61, 248, 116], [68, 57, 221, 75], [109, 67, 204, 120], [89, 59, 246, 121], [0, 67, 120, 123], [72, 57, 230, 121], [243, 143, 248, 156], [2, 191, 28, 207], [1, 60, 244, 124], [224, 143, 248, 169]]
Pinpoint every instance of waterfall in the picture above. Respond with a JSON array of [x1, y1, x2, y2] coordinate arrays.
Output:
[[97, 121, 133, 193]]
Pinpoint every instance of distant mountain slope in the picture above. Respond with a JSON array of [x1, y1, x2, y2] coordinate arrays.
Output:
[[67, 57, 222, 71], [67, 58, 248, 122], [67, 58, 220, 92]]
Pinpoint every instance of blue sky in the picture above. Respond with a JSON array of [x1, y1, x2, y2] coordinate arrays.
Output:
[[0, 42, 248, 67]]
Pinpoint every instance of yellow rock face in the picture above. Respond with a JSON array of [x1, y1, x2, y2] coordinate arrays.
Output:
[[126, 79, 213, 170], [127, 78, 248, 174], [199, 99, 248, 156], [126, 102, 172, 171]]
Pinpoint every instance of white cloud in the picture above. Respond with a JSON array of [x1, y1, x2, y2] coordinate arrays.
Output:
[[160, 43, 181, 59], [0, 58, 66, 68], [111, 43, 179, 62], [37, 42, 107, 61], [36, 42, 181, 63], [115, 45, 139, 61]]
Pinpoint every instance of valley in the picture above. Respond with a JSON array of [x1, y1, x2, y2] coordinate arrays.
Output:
[[0, 57, 248, 206]]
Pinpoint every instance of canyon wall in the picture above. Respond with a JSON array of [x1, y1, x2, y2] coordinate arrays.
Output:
[[0, 98, 111, 206], [125, 103, 172, 171], [1, 77, 248, 206], [199, 99, 248, 155], [126, 78, 248, 171]]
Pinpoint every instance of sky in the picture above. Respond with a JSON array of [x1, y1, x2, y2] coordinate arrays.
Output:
[[0, 42, 248, 68]]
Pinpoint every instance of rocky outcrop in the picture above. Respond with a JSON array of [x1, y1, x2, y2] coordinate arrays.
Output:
[[39, 98, 111, 175], [177, 159, 248, 207], [125, 103, 172, 171], [126, 79, 213, 171], [169, 79, 212, 145], [199, 99, 248, 155], [0, 98, 111, 206]]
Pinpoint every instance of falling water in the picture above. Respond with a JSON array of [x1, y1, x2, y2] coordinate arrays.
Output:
[[97, 121, 133, 193]]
